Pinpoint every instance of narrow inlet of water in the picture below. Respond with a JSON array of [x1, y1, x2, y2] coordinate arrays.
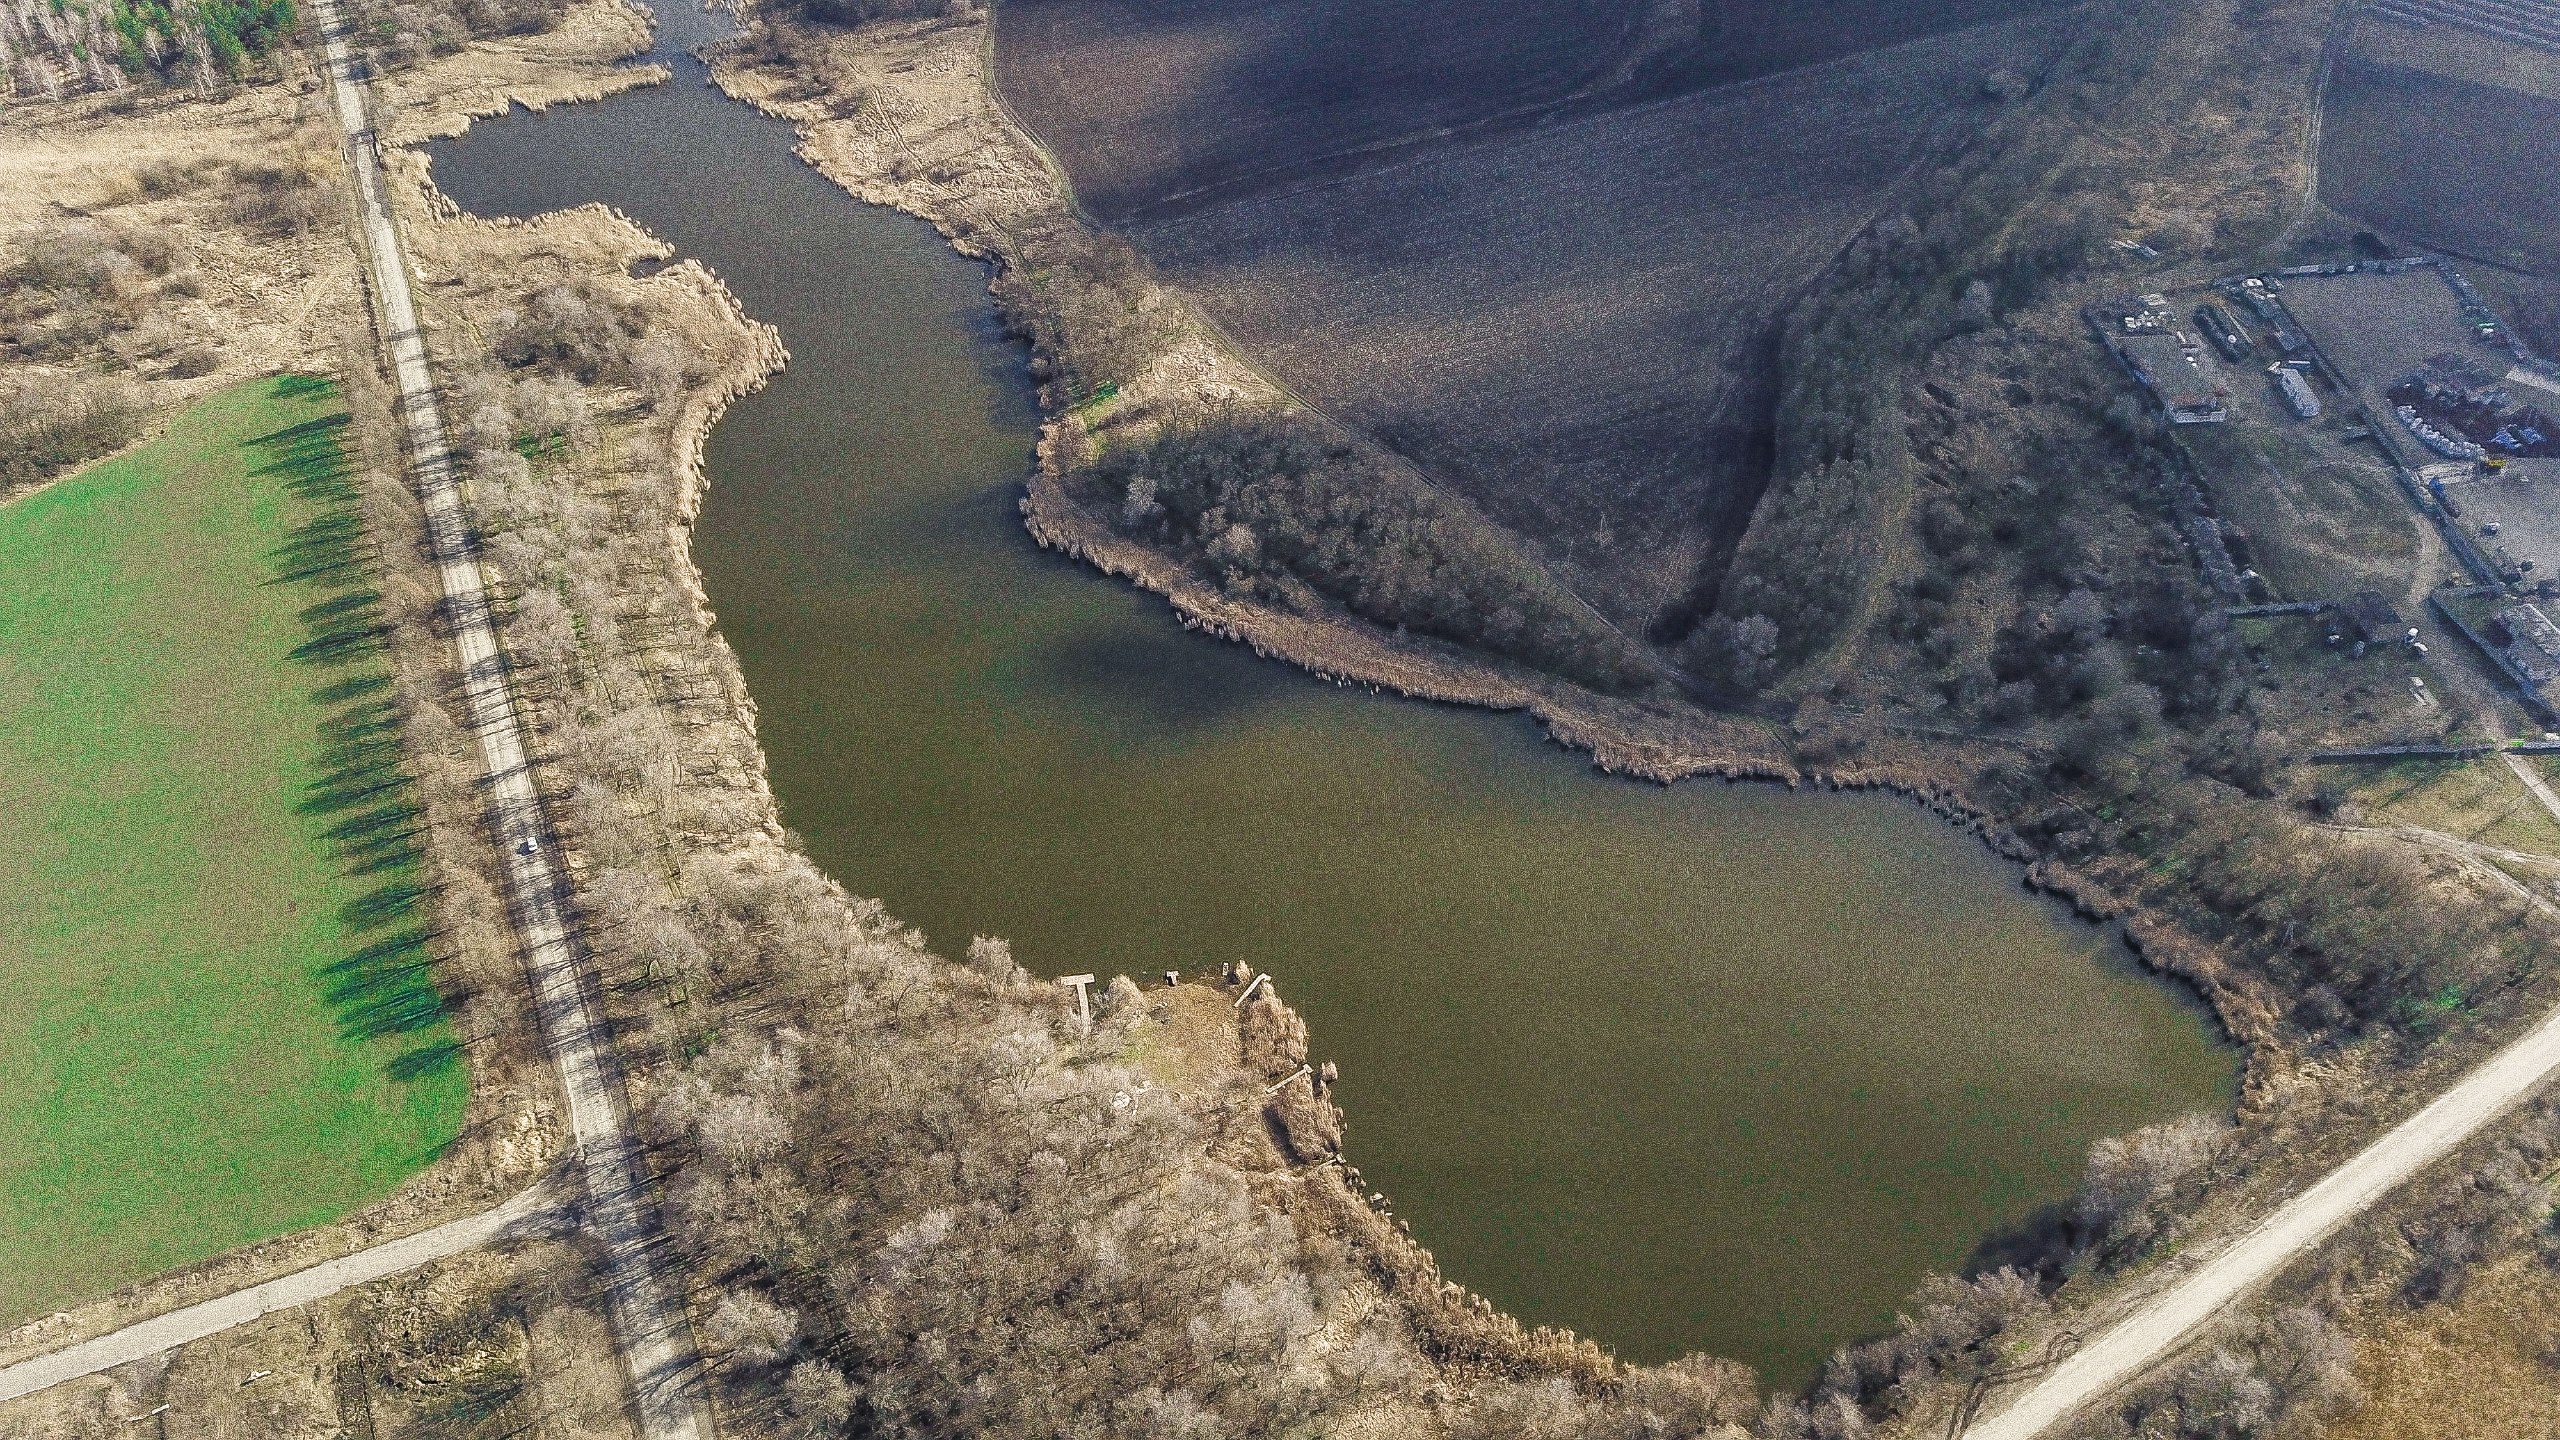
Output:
[[426, 20, 2233, 1384]]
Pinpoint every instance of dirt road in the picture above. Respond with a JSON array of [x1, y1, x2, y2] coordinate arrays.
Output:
[[2505, 749, 2560, 826], [0, 1186, 557, 1406], [1965, 997, 2560, 1438], [313, 9, 713, 1437]]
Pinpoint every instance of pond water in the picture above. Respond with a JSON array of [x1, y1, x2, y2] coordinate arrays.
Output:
[[426, 14, 2233, 1384]]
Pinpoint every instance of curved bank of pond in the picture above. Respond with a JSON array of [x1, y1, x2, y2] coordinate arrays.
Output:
[[426, 22, 2233, 1384]]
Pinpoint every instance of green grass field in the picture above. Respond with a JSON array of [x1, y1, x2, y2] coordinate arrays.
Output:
[[0, 375, 467, 1322]]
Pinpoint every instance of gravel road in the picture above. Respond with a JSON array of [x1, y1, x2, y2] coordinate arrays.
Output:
[[0, 1186, 557, 1406], [313, 12, 714, 1437]]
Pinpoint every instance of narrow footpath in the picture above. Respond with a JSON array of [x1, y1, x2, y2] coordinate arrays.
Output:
[[0, 1188, 558, 1407], [312, 12, 714, 1438], [2504, 749, 2560, 827]]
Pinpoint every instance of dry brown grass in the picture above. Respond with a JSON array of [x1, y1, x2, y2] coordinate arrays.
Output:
[[2322, 1255, 2560, 1440], [0, 72, 360, 425], [2185, 423, 2428, 605]]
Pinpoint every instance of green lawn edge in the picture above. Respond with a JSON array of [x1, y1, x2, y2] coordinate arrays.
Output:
[[0, 374, 468, 1322]]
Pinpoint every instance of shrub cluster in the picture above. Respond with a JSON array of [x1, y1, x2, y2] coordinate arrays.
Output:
[[2168, 791, 2560, 1035], [2074, 1113, 2229, 1260], [1093, 415, 1651, 691], [484, 281, 677, 388], [224, 158, 330, 236], [1698, 8, 2143, 685], [645, 939, 1408, 1438], [2, 217, 190, 363], [0, 374, 139, 490], [2065, 1305, 2361, 1440], [0, 180, 319, 378], [341, 0, 561, 72], [991, 229, 1180, 404]]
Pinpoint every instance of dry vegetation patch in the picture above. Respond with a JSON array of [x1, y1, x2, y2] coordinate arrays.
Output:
[[0, 74, 359, 496], [2323, 1253, 2560, 1440], [1, 1238, 643, 1440], [2183, 425, 2426, 605], [2345, 758, 2560, 857], [371, 0, 657, 144]]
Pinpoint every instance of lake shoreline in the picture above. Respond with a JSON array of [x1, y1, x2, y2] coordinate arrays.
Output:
[[698, 12, 2281, 1130], [404, 0, 2255, 1403]]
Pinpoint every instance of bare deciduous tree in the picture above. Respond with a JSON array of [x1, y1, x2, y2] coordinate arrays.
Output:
[[2080, 1113, 2226, 1250]]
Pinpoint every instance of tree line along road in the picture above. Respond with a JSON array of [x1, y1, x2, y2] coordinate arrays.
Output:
[[310, 5, 715, 1436]]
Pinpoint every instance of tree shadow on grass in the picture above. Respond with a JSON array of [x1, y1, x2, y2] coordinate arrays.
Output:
[[291, 590, 395, 665], [389, 1042, 465, 1083], [256, 389, 465, 1089], [321, 927, 453, 1038]]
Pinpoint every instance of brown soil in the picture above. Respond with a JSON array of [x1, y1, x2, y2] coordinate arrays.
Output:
[[710, 13, 1808, 782]]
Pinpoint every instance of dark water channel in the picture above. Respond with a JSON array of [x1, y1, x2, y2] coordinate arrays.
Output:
[[427, 15, 2233, 1384]]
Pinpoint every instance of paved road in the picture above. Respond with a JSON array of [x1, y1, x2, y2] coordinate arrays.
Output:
[[313, 14, 714, 1439], [1965, 996, 2560, 1438], [0, 1187, 557, 1406]]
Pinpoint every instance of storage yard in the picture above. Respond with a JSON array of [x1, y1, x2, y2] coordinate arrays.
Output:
[[2276, 260, 2560, 594], [2097, 295, 2233, 424], [2118, 253, 2560, 723]]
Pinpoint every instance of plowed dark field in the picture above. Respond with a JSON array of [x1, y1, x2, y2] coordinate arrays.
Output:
[[997, 0, 2065, 225], [1133, 32, 2035, 619], [2321, 54, 2560, 276], [996, 1, 2077, 626]]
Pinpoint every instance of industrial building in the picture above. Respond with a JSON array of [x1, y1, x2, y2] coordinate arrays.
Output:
[[2122, 332, 2228, 423], [2229, 277, 2312, 355], [2488, 604, 2560, 700], [2269, 362, 2321, 419], [2196, 303, 2255, 362], [2097, 298, 2229, 424]]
